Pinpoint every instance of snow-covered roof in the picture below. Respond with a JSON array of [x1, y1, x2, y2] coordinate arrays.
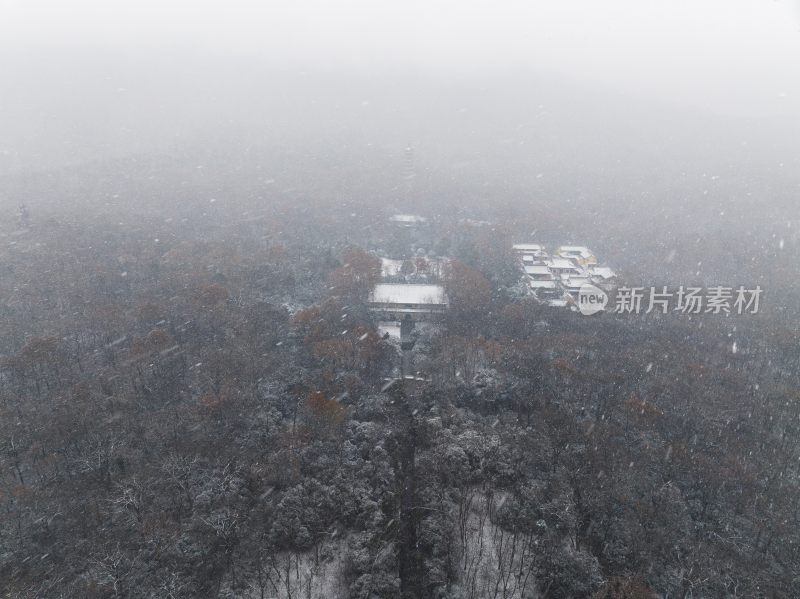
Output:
[[370, 284, 447, 305], [513, 243, 544, 252], [558, 245, 593, 257], [390, 214, 427, 224], [590, 266, 616, 279], [546, 298, 570, 307], [524, 265, 552, 276], [529, 280, 557, 289], [563, 277, 592, 290], [547, 258, 580, 270]]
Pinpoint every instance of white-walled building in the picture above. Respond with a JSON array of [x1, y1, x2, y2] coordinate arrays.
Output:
[[513, 243, 548, 260], [513, 241, 616, 310], [545, 258, 584, 278], [556, 246, 598, 266], [369, 283, 448, 321]]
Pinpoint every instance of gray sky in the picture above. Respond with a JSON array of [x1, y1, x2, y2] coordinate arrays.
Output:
[[2, 0, 800, 180], [2, 0, 800, 117]]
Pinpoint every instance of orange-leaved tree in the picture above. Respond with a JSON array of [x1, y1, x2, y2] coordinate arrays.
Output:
[[327, 247, 381, 299], [444, 259, 492, 315], [304, 391, 346, 440]]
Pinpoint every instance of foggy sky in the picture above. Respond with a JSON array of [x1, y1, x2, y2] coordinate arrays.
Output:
[[1, 1, 799, 179], [3, 0, 800, 115]]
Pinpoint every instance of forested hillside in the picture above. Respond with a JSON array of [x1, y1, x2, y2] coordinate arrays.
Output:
[[2, 207, 799, 598]]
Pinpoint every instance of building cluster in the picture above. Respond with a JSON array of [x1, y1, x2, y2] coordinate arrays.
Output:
[[379, 256, 450, 280], [513, 244, 617, 307], [368, 215, 619, 336], [369, 257, 449, 340], [370, 214, 448, 341], [365, 242, 618, 334]]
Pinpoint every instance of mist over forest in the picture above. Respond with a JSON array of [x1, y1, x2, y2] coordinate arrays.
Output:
[[1, 2, 800, 598]]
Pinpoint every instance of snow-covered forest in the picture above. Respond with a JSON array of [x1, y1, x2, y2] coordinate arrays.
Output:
[[2, 1, 800, 597], [1, 196, 799, 597]]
